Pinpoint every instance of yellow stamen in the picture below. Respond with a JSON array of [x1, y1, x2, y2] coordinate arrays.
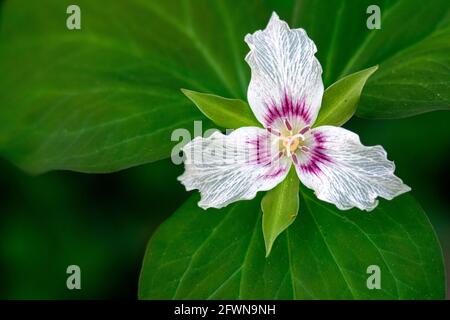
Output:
[[289, 138, 300, 152], [281, 135, 303, 154]]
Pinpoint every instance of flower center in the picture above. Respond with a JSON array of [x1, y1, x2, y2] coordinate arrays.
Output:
[[268, 123, 311, 159], [282, 135, 302, 153], [281, 133, 305, 156]]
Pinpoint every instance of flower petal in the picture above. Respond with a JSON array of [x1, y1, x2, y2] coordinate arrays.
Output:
[[294, 126, 411, 211], [245, 12, 324, 131], [179, 127, 291, 209]]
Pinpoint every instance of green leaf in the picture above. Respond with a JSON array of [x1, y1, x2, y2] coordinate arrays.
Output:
[[261, 167, 299, 257], [358, 26, 450, 118], [315, 66, 378, 127], [139, 190, 445, 299], [0, 0, 257, 174], [181, 89, 260, 129], [1, 0, 448, 173]]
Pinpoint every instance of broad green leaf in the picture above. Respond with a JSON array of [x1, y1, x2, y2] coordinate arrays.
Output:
[[0, 0, 261, 174], [139, 190, 445, 299], [181, 89, 260, 129], [358, 26, 450, 118], [261, 168, 299, 257], [315, 66, 378, 127], [1, 0, 448, 173]]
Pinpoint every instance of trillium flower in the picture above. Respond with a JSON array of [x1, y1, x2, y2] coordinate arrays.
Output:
[[179, 13, 410, 211]]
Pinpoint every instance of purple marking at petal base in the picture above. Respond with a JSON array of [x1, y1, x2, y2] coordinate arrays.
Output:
[[297, 131, 333, 175], [263, 93, 311, 128]]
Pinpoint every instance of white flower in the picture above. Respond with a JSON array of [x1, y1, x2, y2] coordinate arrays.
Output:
[[178, 13, 410, 211]]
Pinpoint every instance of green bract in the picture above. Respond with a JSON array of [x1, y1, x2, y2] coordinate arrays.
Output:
[[262, 168, 299, 257], [181, 89, 260, 129], [315, 66, 378, 127]]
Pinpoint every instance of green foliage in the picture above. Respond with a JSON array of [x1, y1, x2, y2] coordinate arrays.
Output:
[[315, 66, 378, 127], [359, 25, 450, 118], [139, 191, 445, 299], [262, 168, 299, 257], [181, 89, 260, 129], [0, 0, 448, 300], [0, 0, 448, 173]]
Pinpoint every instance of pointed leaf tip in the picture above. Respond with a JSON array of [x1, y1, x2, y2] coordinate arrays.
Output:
[[315, 65, 379, 127], [261, 167, 299, 257], [181, 89, 260, 129]]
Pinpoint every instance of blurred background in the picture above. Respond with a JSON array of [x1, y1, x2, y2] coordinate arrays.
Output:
[[0, 110, 449, 299]]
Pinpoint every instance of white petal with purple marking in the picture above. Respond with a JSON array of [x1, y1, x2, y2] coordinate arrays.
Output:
[[294, 126, 411, 211], [245, 12, 324, 132], [179, 127, 291, 209]]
